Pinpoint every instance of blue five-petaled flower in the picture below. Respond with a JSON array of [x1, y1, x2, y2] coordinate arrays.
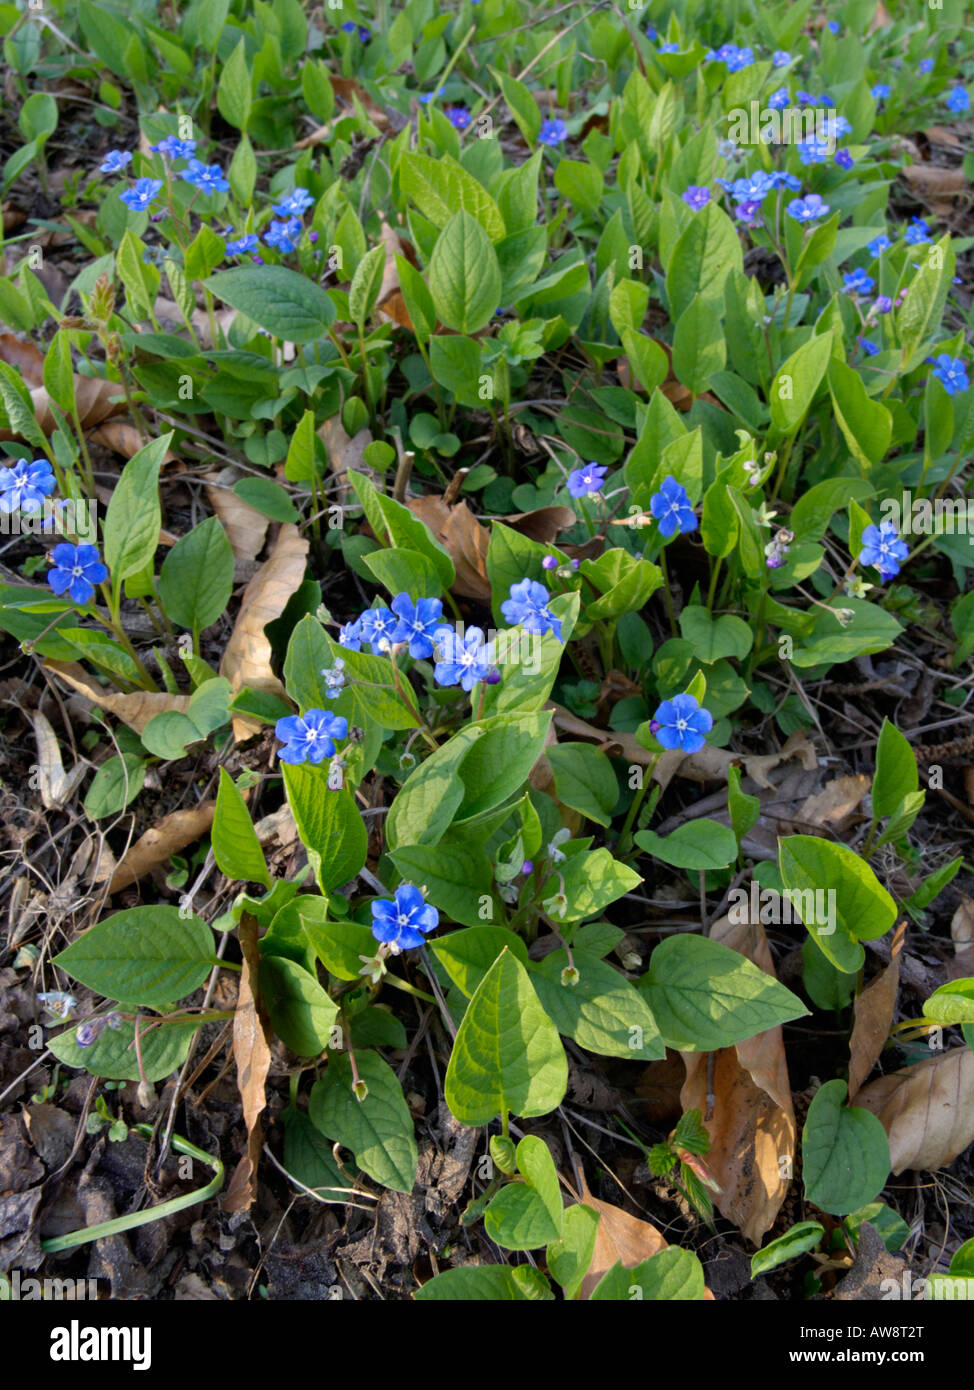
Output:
[[501, 579, 563, 642], [0, 457, 56, 514], [538, 118, 567, 146], [653, 693, 714, 755], [119, 178, 163, 212], [371, 884, 438, 951], [390, 594, 445, 658], [929, 354, 969, 396], [433, 626, 494, 691], [567, 462, 608, 497], [649, 476, 697, 538], [859, 520, 909, 581], [47, 543, 108, 605], [275, 709, 348, 764]]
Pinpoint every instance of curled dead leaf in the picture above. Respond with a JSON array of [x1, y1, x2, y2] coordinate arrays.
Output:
[[848, 924, 904, 1100], [31, 710, 86, 810], [94, 801, 216, 893], [0, 334, 126, 440], [798, 773, 871, 827], [948, 896, 974, 980], [88, 421, 179, 464], [44, 661, 192, 735], [900, 163, 966, 197], [223, 913, 272, 1214], [680, 912, 796, 1245], [220, 524, 309, 739], [856, 1046, 974, 1174], [204, 467, 270, 575]]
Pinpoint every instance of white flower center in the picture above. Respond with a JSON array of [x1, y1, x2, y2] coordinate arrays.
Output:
[[676, 718, 688, 732]]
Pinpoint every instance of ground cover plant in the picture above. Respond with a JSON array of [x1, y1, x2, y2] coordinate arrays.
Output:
[[1, 0, 973, 1307]]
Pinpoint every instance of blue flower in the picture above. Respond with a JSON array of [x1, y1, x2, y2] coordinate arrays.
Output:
[[682, 185, 711, 210], [823, 115, 852, 138], [0, 457, 56, 514], [904, 217, 931, 245], [180, 159, 228, 194], [47, 543, 107, 605], [567, 462, 608, 497], [371, 884, 438, 951], [358, 605, 399, 653], [873, 295, 893, 314], [867, 233, 891, 257], [714, 43, 753, 71], [861, 339, 880, 357], [919, 59, 934, 75], [275, 709, 348, 764], [433, 625, 494, 691], [272, 188, 314, 217], [649, 476, 697, 538], [734, 198, 763, 227], [929, 353, 970, 396], [653, 692, 713, 754], [772, 50, 792, 67], [843, 267, 875, 295], [150, 136, 197, 159], [767, 171, 802, 191], [538, 118, 567, 146], [796, 90, 816, 106], [390, 594, 445, 658], [119, 178, 163, 212], [418, 87, 445, 104], [99, 150, 132, 173], [834, 149, 854, 169], [357, 25, 370, 41], [728, 171, 774, 202], [788, 193, 830, 222], [320, 659, 346, 698], [338, 617, 364, 650], [827, 20, 840, 34], [859, 520, 908, 580], [796, 137, 830, 165], [224, 229, 260, 257], [500, 579, 563, 641], [947, 86, 970, 114], [446, 105, 472, 130], [871, 83, 892, 100], [263, 217, 303, 253], [658, 42, 680, 54], [768, 87, 791, 110]]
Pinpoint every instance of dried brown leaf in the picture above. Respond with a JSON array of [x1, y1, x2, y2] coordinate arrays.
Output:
[[88, 421, 179, 463], [798, 773, 870, 827], [406, 494, 491, 601], [856, 1046, 974, 1173], [31, 710, 86, 810], [948, 896, 974, 980], [848, 924, 904, 1100], [220, 524, 309, 739], [44, 661, 192, 735], [575, 1175, 715, 1299], [680, 912, 796, 1245], [204, 467, 270, 572], [223, 913, 271, 1214], [901, 163, 966, 197], [96, 801, 216, 893], [0, 335, 126, 439]]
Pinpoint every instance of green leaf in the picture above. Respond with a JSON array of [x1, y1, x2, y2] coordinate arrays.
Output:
[[282, 764, 368, 893], [484, 1136, 563, 1250], [727, 765, 760, 847], [259, 955, 338, 1057], [590, 1247, 706, 1300], [555, 158, 604, 216], [228, 132, 257, 205], [157, 516, 234, 633], [770, 331, 833, 435], [665, 201, 742, 320], [444, 948, 568, 1126], [492, 69, 542, 146], [394, 254, 436, 344], [547, 1204, 600, 1300], [427, 211, 502, 336], [362, 548, 440, 601], [543, 848, 642, 924], [679, 605, 753, 663], [671, 294, 726, 396], [282, 1106, 352, 1195], [399, 151, 505, 241], [49, 1015, 199, 1082], [83, 753, 145, 820], [897, 235, 955, 371], [481, 594, 580, 715], [802, 1079, 890, 1215], [232, 476, 299, 522], [52, 906, 216, 1008], [778, 835, 897, 973], [102, 434, 171, 585], [213, 768, 270, 887], [414, 1265, 553, 1301], [348, 242, 386, 328], [828, 359, 892, 470], [184, 224, 226, 283], [873, 718, 918, 820], [922, 979, 974, 1026], [635, 820, 737, 872], [217, 36, 252, 130], [546, 743, 618, 828], [638, 933, 808, 1051], [310, 1050, 418, 1192], [385, 724, 484, 850], [42, 332, 76, 415], [204, 265, 336, 342], [532, 950, 665, 1060], [305, 916, 377, 982], [432, 926, 530, 996], [751, 1221, 825, 1277]]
